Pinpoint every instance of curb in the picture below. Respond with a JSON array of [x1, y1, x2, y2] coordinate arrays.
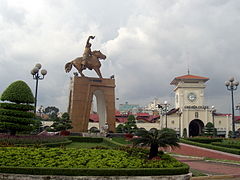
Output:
[[191, 174, 240, 179]]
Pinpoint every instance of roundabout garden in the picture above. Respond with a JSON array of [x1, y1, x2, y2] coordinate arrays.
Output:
[[0, 80, 190, 179]]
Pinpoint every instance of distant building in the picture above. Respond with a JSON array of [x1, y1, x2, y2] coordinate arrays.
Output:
[[145, 98, 160, 111], [119, 102, 140, 114]]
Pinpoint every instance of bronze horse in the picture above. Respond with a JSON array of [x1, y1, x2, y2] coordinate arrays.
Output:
[[65, 50, 106, 78]]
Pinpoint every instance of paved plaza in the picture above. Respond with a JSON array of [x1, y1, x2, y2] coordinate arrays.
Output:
[[165, 143, 240, 179]]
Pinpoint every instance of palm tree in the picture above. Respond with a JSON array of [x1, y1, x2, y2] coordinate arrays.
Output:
[[132, 128, 179, 159]]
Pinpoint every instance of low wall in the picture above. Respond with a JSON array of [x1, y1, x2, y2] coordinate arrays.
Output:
[[0, 173, 192, 180]]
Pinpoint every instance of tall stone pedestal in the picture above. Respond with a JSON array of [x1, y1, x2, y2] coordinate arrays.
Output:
[[68, 76, 116, 133]]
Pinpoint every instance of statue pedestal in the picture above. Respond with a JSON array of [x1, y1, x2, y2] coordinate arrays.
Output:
[[68, 76, 116, 133]]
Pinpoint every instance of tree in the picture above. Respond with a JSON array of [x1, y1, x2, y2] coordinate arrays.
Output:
[[132, 128, 179, 159], [0, 80, 35, 135], [49, 112, 72, 132], [116, 124, 124, 133], [203, 122, 214, 136], [124, 115, 138, 133], [43, 106, 59, 119]]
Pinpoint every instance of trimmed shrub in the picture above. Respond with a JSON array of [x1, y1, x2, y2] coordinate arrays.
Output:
[[203, 122, 214, 136], [0, 81, 35, 135], [0, 165, 189, 176], [1, 81, 34, 104]]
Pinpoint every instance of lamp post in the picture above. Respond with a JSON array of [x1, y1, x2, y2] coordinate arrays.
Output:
[[225, 77, 239, 138], [157, 101, 169, 128], [31, 63, 47, 113]]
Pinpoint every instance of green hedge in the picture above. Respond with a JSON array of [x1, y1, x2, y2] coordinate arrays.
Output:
[[67, 136, 103, 143], [0, 103, 34, 111], [180, 139, 240, 155], [0, 165, 189, 176], [185, 137, 223, 144], [212, 142, 240, 149]]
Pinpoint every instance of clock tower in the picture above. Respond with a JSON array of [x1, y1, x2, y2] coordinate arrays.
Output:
[[170, 74, 209, 109]]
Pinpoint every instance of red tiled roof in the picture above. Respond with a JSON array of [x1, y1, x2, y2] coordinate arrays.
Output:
[[116, 117, 128, 123], [170, 74, 209, 85], [136, 113, 149, 117], [136, 115, 160, 123]]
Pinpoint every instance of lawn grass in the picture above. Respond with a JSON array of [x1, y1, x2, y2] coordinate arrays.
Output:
[[111, 137, 132, 145], [190, 169, 207, 177], [204, 157, 240, 165]]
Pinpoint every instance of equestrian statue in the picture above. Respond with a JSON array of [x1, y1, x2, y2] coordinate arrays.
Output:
[[65, 36, 106, 78]]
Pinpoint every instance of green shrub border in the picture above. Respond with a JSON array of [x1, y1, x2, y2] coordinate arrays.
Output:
[[15, 140, 72, 147], [0, 164, 189, 176], [211, 142, 240, 149], [67, 136, 103, 143], [180, 139, 240, 155]]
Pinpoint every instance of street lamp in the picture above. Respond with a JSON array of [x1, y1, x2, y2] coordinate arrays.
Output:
[[31, 63, 47, 113], [225, 77, 239, 138], [236, 103, 240, 115], [158, 101, 169, 128]]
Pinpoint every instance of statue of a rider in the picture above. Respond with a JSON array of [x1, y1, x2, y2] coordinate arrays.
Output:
[[81, 35, 95, 69]]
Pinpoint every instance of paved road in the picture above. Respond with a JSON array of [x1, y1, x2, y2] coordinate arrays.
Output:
[[167, 143, 240, 161]]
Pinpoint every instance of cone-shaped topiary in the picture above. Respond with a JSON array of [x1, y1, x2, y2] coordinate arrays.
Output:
[[1, 80, 34, 104], [0, 80, 35, 135]]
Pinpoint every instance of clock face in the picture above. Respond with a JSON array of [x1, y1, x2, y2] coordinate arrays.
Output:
[[188, 92, 197, 102]]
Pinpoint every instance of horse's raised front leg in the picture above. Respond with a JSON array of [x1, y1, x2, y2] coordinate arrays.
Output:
[[94, 68, 102, 78], [78, 69, 85, 77]]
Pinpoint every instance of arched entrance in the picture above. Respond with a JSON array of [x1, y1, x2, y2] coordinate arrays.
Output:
[[189, 119, 204, 137], [93, 90, 106, 132], [68, 76, 116, 133]]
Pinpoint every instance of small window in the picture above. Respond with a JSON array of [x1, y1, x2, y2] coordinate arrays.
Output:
[[195, 112, 199, 118]]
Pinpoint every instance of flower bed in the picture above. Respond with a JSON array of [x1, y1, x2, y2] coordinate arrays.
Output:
[[0, 135, 69, 147]]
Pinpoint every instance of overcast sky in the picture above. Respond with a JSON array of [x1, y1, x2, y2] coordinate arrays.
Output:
[[1, 0, 240, 114]]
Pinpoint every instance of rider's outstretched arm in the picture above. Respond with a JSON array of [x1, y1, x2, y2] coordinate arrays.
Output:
[[86, 36, 95, 44]]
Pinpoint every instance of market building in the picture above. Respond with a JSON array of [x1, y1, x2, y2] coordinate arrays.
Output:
[[160, 74, 240, 137]]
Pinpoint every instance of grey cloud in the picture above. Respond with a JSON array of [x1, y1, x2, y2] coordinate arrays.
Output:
[[1, 0, 240, 113]]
